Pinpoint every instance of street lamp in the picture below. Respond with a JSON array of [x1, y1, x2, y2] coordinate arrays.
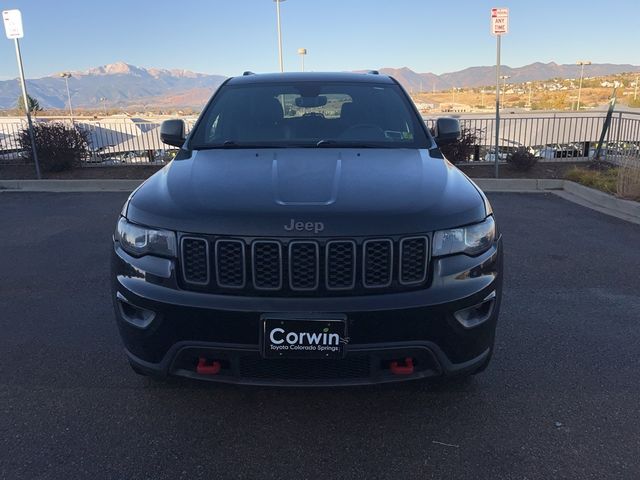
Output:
[[499, 75, 510, 108], [273, 0, 286, 72], [99, 97, 107, 116], [297, 48, 307, 72], [60, 72, 74, 122], [576, 60, 591, 110], [526, 81, 533, 108]]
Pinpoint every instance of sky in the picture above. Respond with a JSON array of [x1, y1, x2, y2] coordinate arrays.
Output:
[[0, 0, 638, 80]]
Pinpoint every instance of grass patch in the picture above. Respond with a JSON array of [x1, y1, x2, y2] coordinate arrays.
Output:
[[565, 166, 619, 195]]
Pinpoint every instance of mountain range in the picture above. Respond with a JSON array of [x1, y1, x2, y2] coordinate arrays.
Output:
[[0, 61, 637, 110]]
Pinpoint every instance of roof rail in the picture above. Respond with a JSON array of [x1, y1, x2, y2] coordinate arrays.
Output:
[[242, 71, 255, 76], [366, 70, 379, 75]]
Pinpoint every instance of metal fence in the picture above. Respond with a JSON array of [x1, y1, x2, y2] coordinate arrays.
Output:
[[0, 118, 195, 167], [1, 111, 639, 167], [423, 111, 640, 164]]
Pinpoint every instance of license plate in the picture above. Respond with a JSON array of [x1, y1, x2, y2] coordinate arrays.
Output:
[[262, 315, 346, 359]]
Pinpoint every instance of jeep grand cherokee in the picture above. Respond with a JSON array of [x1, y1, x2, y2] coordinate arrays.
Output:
[[111, 71, 503, 386]]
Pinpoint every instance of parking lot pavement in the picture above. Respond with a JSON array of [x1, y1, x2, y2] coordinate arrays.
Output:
[[1, 192, 639, 479]]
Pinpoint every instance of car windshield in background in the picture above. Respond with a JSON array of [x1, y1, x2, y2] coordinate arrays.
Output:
[[189, 82, 430, 149]]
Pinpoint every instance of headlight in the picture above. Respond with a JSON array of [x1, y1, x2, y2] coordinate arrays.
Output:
[[432, 216, 495, 257], [115, 217, 177, 258]]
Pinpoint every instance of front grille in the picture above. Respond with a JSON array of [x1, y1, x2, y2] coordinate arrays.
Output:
[[180, 235, 430, 295], [252, 241, 282, 290], [289, 241, 319, 291], [215, 240, 245, 288], [400, 237, 428, 285], [326, 240, 356, 290], [363, 239, 393, 288], [181, 237, 209, 285]]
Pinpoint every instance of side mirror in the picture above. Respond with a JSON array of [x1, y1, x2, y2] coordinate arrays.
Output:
[[433, 117, 461, 145], [160, 119, 186, 148]]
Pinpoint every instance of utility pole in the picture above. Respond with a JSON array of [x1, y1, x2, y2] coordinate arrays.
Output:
[[500, 75, 510, 107], [3, 9, 41, 179], [60, 72, 74, 122], [297, 48, 307, 72], [576, 60, 591, 110], [274, 0, 286, 72], [491, 7, 509, 179]]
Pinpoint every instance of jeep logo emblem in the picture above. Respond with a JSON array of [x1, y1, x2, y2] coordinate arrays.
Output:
[[284, 219, 325, 234]]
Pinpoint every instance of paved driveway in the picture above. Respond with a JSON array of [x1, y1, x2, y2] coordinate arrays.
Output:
[[1, 192, 639, 479]]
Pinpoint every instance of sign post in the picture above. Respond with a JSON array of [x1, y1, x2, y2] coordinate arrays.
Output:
[[491, 8, 508, 179], [2, 9, 41, 179]]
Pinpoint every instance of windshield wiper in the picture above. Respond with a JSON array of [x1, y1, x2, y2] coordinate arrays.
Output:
[[316, 139, 389, 148], [190, 141, 279, 150]]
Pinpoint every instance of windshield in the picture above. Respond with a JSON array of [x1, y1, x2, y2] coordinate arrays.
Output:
[[189, 81, 430, 149]]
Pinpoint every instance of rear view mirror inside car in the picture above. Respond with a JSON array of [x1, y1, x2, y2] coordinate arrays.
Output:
[[295, 95, 328, 108]]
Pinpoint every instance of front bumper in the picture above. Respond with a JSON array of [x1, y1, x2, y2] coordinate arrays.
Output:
[[111, 237, 503, 386]]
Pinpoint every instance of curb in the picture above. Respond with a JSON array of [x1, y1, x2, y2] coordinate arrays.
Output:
[[472, 178, 564, 192], [1, 178, 639, 225], [473, 178, 640, 225]]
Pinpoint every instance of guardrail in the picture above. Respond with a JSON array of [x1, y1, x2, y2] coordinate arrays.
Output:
[[1, 111, 639, 167]]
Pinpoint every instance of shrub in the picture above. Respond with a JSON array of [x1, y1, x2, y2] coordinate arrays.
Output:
[[19, 122, 89, 172], [439, 127, 482, 164], [506, 147, 538, 171]]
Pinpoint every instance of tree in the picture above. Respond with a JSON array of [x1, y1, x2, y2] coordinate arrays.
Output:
[[16, 94, 43, 115]]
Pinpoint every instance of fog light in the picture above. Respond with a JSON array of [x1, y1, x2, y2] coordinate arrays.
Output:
[[116, 292, 156, 329], [454, 291, 496, 328]]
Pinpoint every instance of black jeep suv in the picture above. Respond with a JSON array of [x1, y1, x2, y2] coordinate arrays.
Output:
[[111, 72, 503, 386]]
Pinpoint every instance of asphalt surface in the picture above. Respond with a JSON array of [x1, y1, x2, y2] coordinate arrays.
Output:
[[1, 192, 639, 480]]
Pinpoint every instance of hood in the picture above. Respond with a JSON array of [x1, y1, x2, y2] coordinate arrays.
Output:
[[126, 148, 486, 236]]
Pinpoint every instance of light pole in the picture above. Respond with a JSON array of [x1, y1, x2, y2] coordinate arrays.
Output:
[[634, 73, 638, 101], [499, 75, 510, 108], [60, 72, 74, 122], [273, 0, 286, 72], [526, 81, 533, 108], [99, 97, 107, 116], [576, 60, 591, 110], [481, 89, 485, 108], [297, 48, 307, 72]]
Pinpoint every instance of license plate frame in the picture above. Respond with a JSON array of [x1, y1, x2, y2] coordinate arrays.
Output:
[[261, 313, 347, 359]]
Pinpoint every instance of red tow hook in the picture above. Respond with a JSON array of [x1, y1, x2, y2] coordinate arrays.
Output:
[[196, 357, 221, 375], [390, 357, 415, 375]]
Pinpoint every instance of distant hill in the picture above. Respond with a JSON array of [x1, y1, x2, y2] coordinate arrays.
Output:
[[0, 61, 637, 110], [0, 61, 226, 110]]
